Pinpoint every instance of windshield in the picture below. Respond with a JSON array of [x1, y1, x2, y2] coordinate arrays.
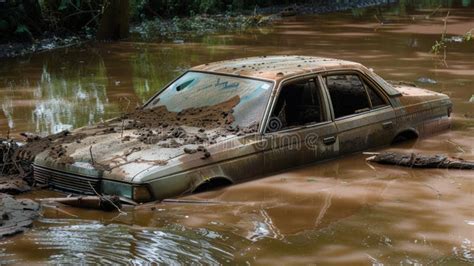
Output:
[[146, 71, 273, 129]]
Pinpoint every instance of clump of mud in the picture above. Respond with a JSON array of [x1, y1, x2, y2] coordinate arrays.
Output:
[[121, 96, 239, 130], [1, 131, 83, 181], [106, 95, 259, 150]]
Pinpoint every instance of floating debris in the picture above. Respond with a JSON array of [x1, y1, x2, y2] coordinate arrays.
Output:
[[41, 196, 122, 212], [445, 36, 464, 43], [416, 77, 437, 84]]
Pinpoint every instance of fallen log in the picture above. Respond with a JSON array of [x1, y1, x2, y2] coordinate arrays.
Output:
[[366, 152, 474, 169], [41, 196, 122, 212]]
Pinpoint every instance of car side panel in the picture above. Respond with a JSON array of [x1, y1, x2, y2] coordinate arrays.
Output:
[[263, 122, 339, 173], [145, 136, 267, 200], [392, 92, 452, 138]]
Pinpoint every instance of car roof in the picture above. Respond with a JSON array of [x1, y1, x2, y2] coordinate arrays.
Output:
[[191, 55, 364, 81]]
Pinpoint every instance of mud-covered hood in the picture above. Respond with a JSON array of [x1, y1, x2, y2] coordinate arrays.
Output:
[[34, 125, 241, 182]]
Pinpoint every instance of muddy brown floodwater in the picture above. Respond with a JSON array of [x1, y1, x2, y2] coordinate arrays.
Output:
[[1, 6, 473, 265]]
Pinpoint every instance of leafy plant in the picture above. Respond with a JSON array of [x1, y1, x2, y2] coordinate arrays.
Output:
[[431, 39, 445, 55], [464, 29, 473, 41]]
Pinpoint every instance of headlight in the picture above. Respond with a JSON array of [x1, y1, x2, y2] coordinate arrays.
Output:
[[102, 180, 153, 203], [133, 185, 153, 203]]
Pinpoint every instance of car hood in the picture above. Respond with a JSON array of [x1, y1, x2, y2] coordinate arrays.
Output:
[[34, 124, 245, 183]]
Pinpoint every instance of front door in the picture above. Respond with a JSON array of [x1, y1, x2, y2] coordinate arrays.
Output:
[[263, 76, 338, 173]]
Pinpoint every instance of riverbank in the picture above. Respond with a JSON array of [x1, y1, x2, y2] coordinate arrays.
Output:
[[130, 14, 276, 41], [0, 35, 88, 59], [0, 0, 396, 59], [256, 0, 396, 15]]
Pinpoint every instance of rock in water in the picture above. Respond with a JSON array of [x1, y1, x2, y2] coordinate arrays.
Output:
[[416, 77, 437, 84], [0, 194, 40, 237]]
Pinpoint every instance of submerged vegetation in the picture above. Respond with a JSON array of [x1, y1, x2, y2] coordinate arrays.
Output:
[[430, 11, 473, 65]]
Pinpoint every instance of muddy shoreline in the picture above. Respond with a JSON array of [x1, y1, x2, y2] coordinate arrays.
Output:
[[0, 35, 89, 59]]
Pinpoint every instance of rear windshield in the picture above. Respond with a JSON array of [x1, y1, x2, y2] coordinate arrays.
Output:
[[370, 71, 402, 97], [146, 71, 273, 129]]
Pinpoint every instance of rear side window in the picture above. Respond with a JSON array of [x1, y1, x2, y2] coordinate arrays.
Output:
[[325, 74, 388, 119], [325, 74, 370, 118]]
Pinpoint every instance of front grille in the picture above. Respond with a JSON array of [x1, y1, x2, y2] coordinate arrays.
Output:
[[33, 165, 100, 195]]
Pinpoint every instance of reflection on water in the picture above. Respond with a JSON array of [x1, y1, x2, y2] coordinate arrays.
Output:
[[131, 46, 194, 101], [0, 4, 473, 265], [1, 219, 236, 264], [1, 52, 114, 135], [33, 64, 109, 134]]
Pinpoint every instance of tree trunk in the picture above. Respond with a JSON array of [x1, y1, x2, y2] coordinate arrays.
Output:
[[22, 0, 44, 32], [96, 0, 129, 40]]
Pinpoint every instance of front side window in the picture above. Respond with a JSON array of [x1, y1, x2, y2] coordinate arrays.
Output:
[[266, 77, 326, 132], [146, 72, 273, 129]]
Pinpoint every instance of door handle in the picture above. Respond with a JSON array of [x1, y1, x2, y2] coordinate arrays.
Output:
[[382, 121, 393, 129], [323, 136, 336, 145]]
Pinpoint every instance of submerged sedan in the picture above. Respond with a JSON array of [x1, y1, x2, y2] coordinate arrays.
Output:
[[33, 56, 452, 202]]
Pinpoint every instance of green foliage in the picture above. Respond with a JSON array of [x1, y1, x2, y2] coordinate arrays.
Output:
[[431, 40, 445, 55], [40, 0, 104, 31], [0, 0, 41, 41], [14, 24, 31, 34], [132, 0, 308, 20], [431, 28, 472, 55], [197, 0, 220, 13], [58, 0, 69, 11], [464, 30, 473, 41], [0, 19, 9, 31]]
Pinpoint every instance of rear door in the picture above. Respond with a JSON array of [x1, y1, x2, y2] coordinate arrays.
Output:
[[322, 71, 396, 155]]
